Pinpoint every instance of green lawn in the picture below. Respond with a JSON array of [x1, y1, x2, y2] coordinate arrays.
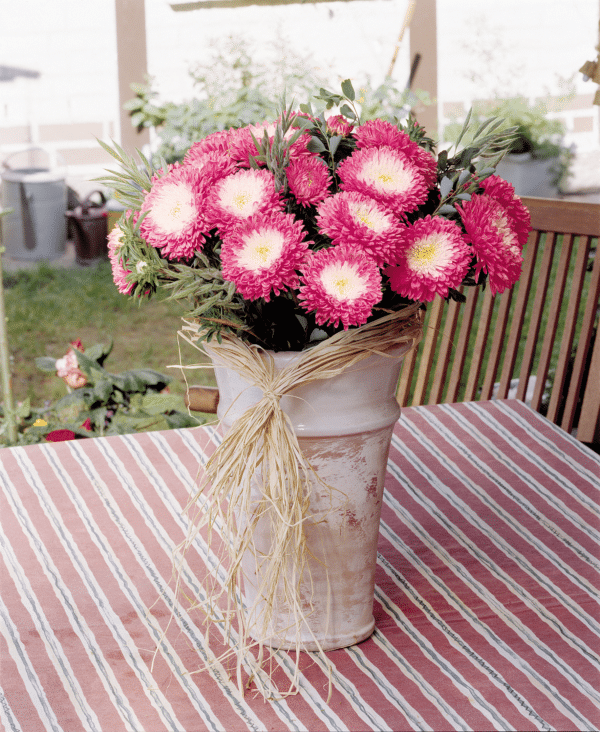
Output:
[[2, 261, 216, 408]]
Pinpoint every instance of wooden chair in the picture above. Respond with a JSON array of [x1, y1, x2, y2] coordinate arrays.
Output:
[[397, 196, 600, 446]]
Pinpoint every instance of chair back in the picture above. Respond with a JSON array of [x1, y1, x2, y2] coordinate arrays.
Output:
[[397, 196, 600, 445]]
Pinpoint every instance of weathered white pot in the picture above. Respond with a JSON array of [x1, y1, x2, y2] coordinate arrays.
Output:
[[212, 342, 411, 651]]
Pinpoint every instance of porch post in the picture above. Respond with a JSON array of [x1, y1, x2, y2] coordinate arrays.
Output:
[[115, 0, 150, 153], [409, 0, 439, 140]]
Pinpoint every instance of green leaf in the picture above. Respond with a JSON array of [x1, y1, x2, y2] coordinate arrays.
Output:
[[141, 392, 185, 415], [439, 176, 453, 199], [307, 136, 326, 153], [454, 108, 472, 149], [16, 398, 31, 419], [35, 357, 58, 373], [438, 204, 457, 215], [163, 411, 202, 429], [328, 135, 342, 156], [340, 104, 356, 120], [341, 79, 355, 101], [92, 378, 113, 404]]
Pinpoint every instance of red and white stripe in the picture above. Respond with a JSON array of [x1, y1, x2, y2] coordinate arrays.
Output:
[[1, 400, 598, 731]]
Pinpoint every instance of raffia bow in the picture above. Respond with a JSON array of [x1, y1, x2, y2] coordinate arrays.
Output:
[[176, 303, 422, 697]]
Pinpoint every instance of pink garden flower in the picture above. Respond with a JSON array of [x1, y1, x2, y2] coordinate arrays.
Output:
[[183, 149, 236, 186], [208, 168, 282, 235], [458, 194, 523, 295], [317, 191, 406, 266], [140, 165, 208, 259], [352, 119, 437, 188], [480, 175, 531, 247], [55, 341, 88, 389], [107, 223, 135, 295], [337, 146, 429, 216], [327, 115, 354, 137], [220, 211, 310, 301], [286, 155, 332, 207], [299, 245, 382, 329], [385, 216, 472, 302], [184, 130, 231, 158]]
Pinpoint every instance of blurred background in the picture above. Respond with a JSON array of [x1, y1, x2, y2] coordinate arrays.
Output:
[[1, 0, 599, 200]]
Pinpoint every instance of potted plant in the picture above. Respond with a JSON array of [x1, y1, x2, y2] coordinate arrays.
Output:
[[98, 80, 529, 697], [446, 97, 573, 197]]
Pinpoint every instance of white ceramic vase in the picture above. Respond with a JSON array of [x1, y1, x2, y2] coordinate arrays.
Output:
[[212, 342, 411, 651]]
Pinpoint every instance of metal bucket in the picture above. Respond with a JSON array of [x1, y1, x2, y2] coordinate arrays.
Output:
[[1, 148, 68, 261], [66, 191, 109, 266]]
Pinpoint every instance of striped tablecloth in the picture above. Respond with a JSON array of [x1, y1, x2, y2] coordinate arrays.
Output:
[[1, 399, 599, 732]]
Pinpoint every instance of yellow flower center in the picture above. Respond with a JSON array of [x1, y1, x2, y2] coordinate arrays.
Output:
[[238, 230, 284, 271], [321, 262, 366, 301], [233, 192, 251, 210]]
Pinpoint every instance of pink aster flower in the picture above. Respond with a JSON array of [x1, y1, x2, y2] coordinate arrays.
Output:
[[317, 191, 406, 266], [327, 115, 354, 137], [185, 130, 231, 158], [183, 149, 236, 185], [353, 119, 437, 188], [458, 194, 523, 295], [107, 224, 135, 295], [220, 211, 310, 301], [337, 145, 429, 215], [299, 245, 382, 330], [140, 165, 208, 259], [480, 175, 531, 247], [385, 216, 472, 302], [208, 168, 282, 235], [286, 156, 332, 207]]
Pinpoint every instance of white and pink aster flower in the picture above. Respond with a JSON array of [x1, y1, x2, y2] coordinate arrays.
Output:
[[208, 167, 282, 235], [185, 130, 231, 158], [317, 191, 406, 266], [107, 221, 135, 295], [286, 155, 332, 208], [385, 216, 472, 302], [480, 175, 531, 247], [458, 194, 523, 295], [220, 211, 310, 301], [140, 165, 208, 259], [299, 245, 382, 330], [337, 145, 430, 215], [353, 119, 437, 188]]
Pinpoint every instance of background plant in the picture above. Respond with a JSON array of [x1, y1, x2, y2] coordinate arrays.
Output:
[[125, 32, 430, 165], [0, 337, 202, 447]]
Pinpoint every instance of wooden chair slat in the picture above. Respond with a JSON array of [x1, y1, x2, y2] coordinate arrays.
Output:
[[515, 232, 557, 402], [428, 296, 462, 404], [496, 230, 540, 398], [546, 235, 591, 423], [530, 234, 574, 412], [578, 321, 600, 444], [480, 289, 513, 400], [561, 242, 600, 434], [396, 308, 424, 407], [521, 196, 600, 236], [446, 287, 479, 403], [412, 297, 444, 405], [464, 287, 495, 402]]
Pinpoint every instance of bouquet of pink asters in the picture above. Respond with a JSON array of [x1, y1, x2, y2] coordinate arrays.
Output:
[[99, 80, 529, 352]]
